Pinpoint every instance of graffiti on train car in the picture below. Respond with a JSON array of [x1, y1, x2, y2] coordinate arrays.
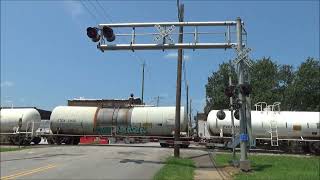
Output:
[[95, 126, 147, 135], [96, 127, 112, 134], [117, 126, 147, 135]]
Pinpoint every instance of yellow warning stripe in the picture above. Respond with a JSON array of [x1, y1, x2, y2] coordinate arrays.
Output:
[[1, 164, 57, 180]]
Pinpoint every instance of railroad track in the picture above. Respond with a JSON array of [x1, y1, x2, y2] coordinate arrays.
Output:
[[2, 143, 317, 156]]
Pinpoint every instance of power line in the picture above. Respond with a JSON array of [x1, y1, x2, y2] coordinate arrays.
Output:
[[95, 0, 114, 23], [86, 0, 107, 22], [79, 1, 99, 24], [91, 0, 146, 64], [85, 0, 148, 98]]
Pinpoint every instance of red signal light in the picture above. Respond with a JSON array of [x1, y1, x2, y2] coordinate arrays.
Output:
[[239, 83, 252, 96], [86, 27, 100, 42], [224, 85, 235, 97], [102, 26, 115, 42]]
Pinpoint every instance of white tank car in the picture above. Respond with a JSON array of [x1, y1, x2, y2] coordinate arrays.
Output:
[[50, 106, 187, 136], [130, 106, 187, 136], [50, 106, 98, 135], [0, 108, 41, 133], [207, 110, 320, 140], [0, 108, 42, 145]]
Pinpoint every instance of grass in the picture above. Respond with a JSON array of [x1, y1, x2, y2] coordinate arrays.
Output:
[[214, 153, 320, 180], [154, 157, 196, 180], [0, 147, 28, 152]]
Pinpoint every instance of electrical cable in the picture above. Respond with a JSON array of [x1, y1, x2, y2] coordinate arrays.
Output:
[[79, 0, 100, 24], [95, 0, 114, 23], [86, 0, 108, 22], [92, 1, 146, 64]]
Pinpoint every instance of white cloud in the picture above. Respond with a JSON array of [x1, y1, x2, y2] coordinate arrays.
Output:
[[0, 81, 14, 88], [63, 1, 85, 20], [164, 52, 190, 60]]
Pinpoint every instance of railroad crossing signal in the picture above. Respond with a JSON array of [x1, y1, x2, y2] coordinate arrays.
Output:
[[86, 17, 251, 170], [153, 24, 176, 44]]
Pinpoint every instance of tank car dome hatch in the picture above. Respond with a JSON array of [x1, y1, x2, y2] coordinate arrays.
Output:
[[216, 110, 226, 120]]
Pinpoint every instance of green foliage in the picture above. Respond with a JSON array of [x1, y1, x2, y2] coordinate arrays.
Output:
[[214, 153, 320, 180], [0, 147, 28, 152], [250, 57, 280, 106], [153, 157, 195, 180], [204, 63, 237, 114], [205, 57, 320, 112], [290, 57, 320, 111]]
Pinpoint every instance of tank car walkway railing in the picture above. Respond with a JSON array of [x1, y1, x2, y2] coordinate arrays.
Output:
[[254, 102, 268, 112]]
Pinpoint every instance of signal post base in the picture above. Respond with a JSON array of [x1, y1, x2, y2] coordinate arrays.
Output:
[[239, 160, 251, 172]]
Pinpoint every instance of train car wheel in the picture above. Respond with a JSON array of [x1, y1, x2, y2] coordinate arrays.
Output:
[[72, 137, 80, 145], [55, 137, 62, 145], [12, 136, 26, 145], [65, 138, 73, 145], [23, 139, 32, 146], [309, 142, 320, 155], [8, 137, 16, 145], [47, 138, 55, 145], [181, 144, 189, 148], [160, 143, 169, 148], [32, 137, 41, 145]]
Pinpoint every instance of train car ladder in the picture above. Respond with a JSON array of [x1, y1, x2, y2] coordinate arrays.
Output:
[[270, 119, 279, 146]]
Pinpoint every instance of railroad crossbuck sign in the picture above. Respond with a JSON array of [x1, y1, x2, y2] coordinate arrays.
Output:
[[153, 24, 176, 44], [232, 45, 253, 68]]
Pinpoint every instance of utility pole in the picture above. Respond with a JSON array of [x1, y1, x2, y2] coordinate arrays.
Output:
[[156, 96, 160, 106], [189, 98, 192, 136], [236, 17, 250, 171], [186, 84, 189, 133], [228, 63, 236, 166], [174, 2, 184, 158], [141, 61, 145, 104]]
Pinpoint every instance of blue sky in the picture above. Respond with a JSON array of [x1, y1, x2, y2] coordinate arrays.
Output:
[[1, 0, 319, 114]]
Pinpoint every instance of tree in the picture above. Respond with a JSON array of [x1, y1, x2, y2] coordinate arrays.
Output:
[[204, 62, 236, 114], [204, 57, 319, 112], [290, 57, 320, 111], [277, 64, 295, 110], [250, 57, 280, 107]]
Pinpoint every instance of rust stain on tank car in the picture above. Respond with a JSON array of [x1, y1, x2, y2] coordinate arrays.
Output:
[[93, 107, 100, 129], [293, 125, 302, 131]]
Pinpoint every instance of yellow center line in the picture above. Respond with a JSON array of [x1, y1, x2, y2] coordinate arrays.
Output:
[[0, 164, 57, 180]]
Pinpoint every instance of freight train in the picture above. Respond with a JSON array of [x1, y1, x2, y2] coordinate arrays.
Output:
[[206, 108, 320, 153], [0, 106, 188, 146], [1, 105, 319, 154]]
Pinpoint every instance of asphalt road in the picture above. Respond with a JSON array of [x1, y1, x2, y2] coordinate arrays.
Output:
[[0, 143, 208, 180]]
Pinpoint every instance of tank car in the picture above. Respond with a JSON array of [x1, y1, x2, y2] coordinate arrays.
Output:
[[0, 108, 42, 145], [207, 110, 320, 153], [49, 106, 187, 145]]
